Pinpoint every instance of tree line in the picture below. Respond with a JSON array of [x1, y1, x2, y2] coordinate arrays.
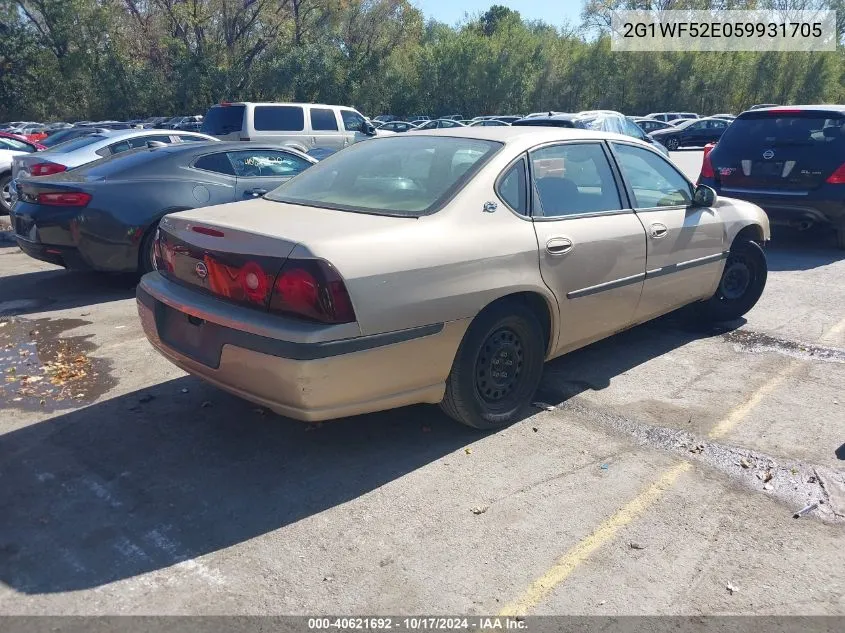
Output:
[[1, 0, 843, 122]]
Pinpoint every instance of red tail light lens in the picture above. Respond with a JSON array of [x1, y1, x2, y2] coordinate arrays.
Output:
[[270, 259, 355, 324], [825, 162, 845, 184], [37, 191, 91, 207], [200, 256, 273, 307], [698, 150, 715, 181], [31, 162, 67, 176]]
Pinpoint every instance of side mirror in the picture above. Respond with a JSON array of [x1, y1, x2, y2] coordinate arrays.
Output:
[[361, 121, 376, 136], [693, 183, 717, 207]]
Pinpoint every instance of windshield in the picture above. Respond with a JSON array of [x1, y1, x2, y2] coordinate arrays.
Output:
[[0, 137, 32, 151], [719, 113, 845, 150], [267, 136, 502, 216], [201, 105, 245, 136]]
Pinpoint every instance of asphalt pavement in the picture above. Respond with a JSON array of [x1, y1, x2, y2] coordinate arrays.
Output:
[[1, 150, 844, 616]]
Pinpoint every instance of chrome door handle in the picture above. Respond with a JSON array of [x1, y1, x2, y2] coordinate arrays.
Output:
[[650, 223, 668, 238], [546, 237, 573, 256]]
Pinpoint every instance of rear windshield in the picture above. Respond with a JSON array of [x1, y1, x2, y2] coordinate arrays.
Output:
[[719, 112, 845, 150], [77, 148, 166, 179], [266, 136, 502, 217], [200, 105, 245, 136], [43, 134, 107, 153]]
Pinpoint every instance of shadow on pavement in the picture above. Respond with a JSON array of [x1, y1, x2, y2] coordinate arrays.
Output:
[[765, 226, 843, 272], [0, 269, 136, 316], [537, 312, 744, 404], [0, 376, 475, 594]]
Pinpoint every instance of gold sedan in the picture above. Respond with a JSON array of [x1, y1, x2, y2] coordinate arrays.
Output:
[[137, 127, 770, 429]]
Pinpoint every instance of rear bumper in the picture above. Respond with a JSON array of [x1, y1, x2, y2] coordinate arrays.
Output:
[[136, 274, 470, 422], [703, 180, 845, 227], [10, 201, 140, 271], [15, 236, 91, 269]]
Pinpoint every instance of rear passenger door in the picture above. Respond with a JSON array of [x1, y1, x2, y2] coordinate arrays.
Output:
[[251, 105, 306, 148], [228, 149, 313, 199], [526, 141, 648, 356], [308, 107, 344, 150], [610, 141, 726, 321]]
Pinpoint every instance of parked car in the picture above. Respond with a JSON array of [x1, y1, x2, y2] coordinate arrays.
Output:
[[10, 142, 316, 273], [698, 105, 845, 248], [469, 119, 510, 127], [648, 117, 731, 150], [1, 145, 29, 213], [373, 115, 398, 123], [0, 132, 45, 151], [9, 129, 217, 207], [39, 126, 109, 149], [748, 104, 779, 110], [630, 117, 672, 134], [137, 127, 769, 429], [414, 119, 467, 129], [645, 112, 700, 122], [512, 111, 670, 156], [200, 102, 393, 152], [376, 121, 418, 133], [711, 113, 736, 120], [143, 117, 172, 128]]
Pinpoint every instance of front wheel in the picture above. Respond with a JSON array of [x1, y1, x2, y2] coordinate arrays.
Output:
[[701, 239, 767, 322], [440, 302, 545, 430], [0, 173, 12, 214], [665, 137, 680, 151]]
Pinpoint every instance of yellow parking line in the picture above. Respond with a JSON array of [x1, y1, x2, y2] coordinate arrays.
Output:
[[707, 361, 799, 440], [820, 315, 845, 345], [498, 316, 845, 616], [497, 461, 691, 617]]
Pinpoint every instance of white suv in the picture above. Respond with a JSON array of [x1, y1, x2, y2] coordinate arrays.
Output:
[[200, 102, 392, 152]]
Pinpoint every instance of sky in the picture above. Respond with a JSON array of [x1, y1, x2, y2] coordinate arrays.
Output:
[[414, 0, 584, 29]]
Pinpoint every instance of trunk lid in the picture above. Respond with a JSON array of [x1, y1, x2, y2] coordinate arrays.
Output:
[[712, 110, 844, 191], [157, 198, 416, 309]]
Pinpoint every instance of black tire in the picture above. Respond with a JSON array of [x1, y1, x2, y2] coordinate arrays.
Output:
[[138, 222, 160, 275], [0, 173, 12, 214], [665, 137, 680, 151], [440, 301, 545, 430], [701, 239, 767, 322], [835, 227, 845, 251]]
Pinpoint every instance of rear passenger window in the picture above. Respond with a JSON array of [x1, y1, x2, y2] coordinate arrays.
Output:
[[497, 158, 527, 215], [310, 108, 338, 131], [194, 153, 236, 176], [529, 143, 622, 217], [254, 106, 304, 132]]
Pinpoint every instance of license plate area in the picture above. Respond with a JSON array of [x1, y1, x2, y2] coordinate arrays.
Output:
[[156, 303, 222, 368], [752, 161, 784, 177]]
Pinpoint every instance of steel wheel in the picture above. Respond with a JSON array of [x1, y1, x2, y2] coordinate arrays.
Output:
[[474, 327, 524, 407]]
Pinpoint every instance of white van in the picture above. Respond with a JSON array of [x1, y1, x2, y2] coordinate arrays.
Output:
[[200, 102, 391, 152]]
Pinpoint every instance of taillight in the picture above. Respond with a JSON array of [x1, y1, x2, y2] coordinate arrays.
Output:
[[37, 191, 91, 207], [698, 150, 715, 182], [269, 259, 355, 324], [825, 162, 845, 184], [31, 162, 67, 176], [204, 256, 274, 308]]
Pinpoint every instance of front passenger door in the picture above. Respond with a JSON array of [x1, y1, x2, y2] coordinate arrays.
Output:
[[527, 142, 648, 356], [227, 149, 313, 199], [610, 142, 726, 321]]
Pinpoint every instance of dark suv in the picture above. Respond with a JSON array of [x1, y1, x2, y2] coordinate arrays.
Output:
[[699, 105, 845, 248]]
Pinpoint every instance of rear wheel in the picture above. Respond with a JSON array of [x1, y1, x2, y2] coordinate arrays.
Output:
[[0, 173, 12, 214], [701, 238, 767, 322], [440, 302, 545, 430], [835, 227, 845, 251], [138, 222, 160, 275]]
